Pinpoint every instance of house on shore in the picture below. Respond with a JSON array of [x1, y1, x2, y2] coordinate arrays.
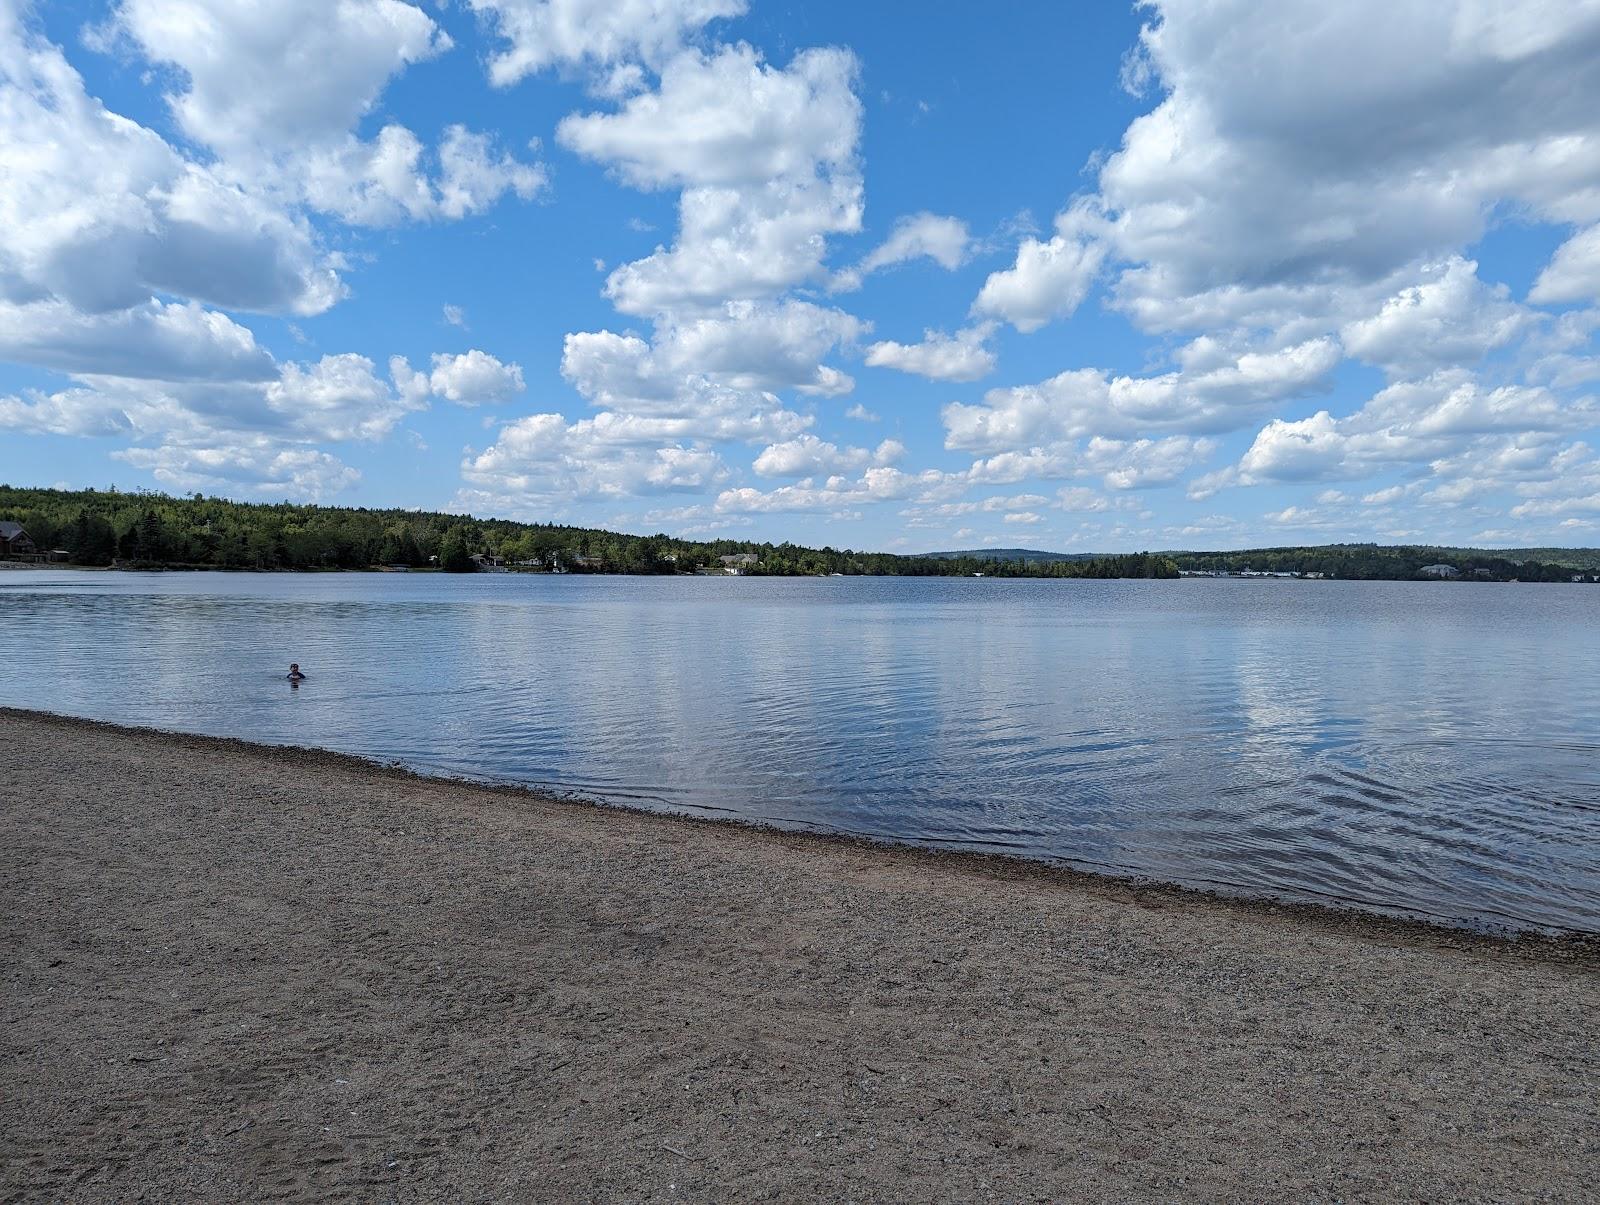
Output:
[[718, 552, 759, 575], [0, 521, 39, 560], [1419, 563, 1460, 579]]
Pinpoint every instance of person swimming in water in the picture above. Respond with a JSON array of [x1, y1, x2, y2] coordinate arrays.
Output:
[[287, 662, 306, 682]]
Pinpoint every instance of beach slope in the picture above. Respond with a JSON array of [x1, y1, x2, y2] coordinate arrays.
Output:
[[2, 710, 1595, 1200]]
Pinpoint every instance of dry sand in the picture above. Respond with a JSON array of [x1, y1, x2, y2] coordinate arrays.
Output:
[[2, 708, 1596, 1202]]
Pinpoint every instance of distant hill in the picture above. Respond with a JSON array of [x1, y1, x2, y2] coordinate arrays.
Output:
[[4, 484, 1592, 581], [1462, 547, 1600, 570], [1165, 542, 1600, 580], [920, 548, 1108, 563], [0, 484, 1178, 579]]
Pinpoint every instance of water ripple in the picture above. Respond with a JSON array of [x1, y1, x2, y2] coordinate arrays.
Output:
[[2, 570, 1597, 933]]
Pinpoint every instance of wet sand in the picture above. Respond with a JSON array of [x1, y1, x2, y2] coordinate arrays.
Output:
[[2, 708, 1596, 1201]]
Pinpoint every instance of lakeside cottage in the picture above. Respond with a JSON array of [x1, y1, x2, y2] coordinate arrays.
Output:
[[0, 520, 39, 560], [1419, 563, 1460, 579], [718, 552, 759, 575]]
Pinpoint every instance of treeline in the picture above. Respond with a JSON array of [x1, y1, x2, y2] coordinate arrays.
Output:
[[1171, 544, 1596, 582], [0, 485, 1179, 579], [897, 552, 1178, 579]]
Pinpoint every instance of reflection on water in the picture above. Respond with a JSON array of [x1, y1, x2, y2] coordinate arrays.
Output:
[[3, 570, 1597, 933]]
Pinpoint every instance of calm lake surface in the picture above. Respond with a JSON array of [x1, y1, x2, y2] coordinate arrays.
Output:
[[3, 569, 1597, 933]]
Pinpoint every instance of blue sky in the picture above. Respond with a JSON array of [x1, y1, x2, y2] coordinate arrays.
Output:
[[3, 1, 1600, 551]]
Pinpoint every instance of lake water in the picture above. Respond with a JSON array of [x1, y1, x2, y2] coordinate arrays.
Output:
[[3, 569, 1597, 934]]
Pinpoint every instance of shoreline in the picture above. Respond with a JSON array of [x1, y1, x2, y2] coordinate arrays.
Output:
[[7, 561, 1592, 585], [4, 707, 1597, 1199], [7, 706, 1596, 953]]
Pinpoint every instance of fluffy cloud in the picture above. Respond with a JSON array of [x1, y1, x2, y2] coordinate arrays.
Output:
[[652, 301, 864, 394], [560, 44, 862, 314], [943, 338, 1338, 451], [460, 411, 729, 504], [751, 434, 902, 478], [1340, 258, 1529, 378], [899, 493, 1054, 527], [834, 212, 969, 291], [431, 126, 546, 220], [1531, 225, 1600, 306], [0, 344, 495, 502], [0, 299, 276, 383], [1219, 371, 1593, 487], [468, 0, 745, 87], [0, 10, 341, 317], [972, 203, 1107, 333], [943, 0, 1600, 536], [712, 462, 987, 516], [1100, 1, 1600, 333], [1055, 486, 1112, 513], [1214, 434, 1600, 543], [422, 350, 526, 406], [17, 0, 1593, 539], [1084, 435, 1216, 490], [0, 386, 136, 438], [559, 308, 850, 424], [259, 354, 427, 442], [719, 436, 1216, 517], [0, 7, 549, 502], [864, 323, 996, 383], [466, 37, 871, 513], [1508, 444, 1600, 518], [113, 443, 361, 500], [2, 351, 422, 452], [110, 0, 448, 152], [110, 0, 542, 225], [559, 45, 857, 191], [295, 124, 545, 227]]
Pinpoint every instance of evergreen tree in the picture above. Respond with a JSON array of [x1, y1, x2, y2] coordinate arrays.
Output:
[[439, 529, 476, 572]]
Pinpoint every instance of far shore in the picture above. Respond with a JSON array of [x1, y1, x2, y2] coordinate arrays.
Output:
[[3, 708, 1596, 1200], [5, 561, 1591, 584]]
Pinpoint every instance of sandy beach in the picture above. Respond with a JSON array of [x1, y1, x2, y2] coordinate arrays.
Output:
[[2, 709, 1595, 1201]]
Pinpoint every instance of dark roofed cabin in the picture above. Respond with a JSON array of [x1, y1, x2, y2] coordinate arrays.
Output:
[[0, 521, 38, 559]]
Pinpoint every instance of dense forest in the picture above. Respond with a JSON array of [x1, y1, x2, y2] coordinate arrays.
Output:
[[0, 485, 1179, 579], [920, 547, 1106, 563], [1170, 544, 1600, 581], [8, 486, 1594, 582]]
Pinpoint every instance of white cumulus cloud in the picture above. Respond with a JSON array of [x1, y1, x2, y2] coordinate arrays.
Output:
[[834, 212, 970, 291], [110, 0, 543, 226], [468, 0, 746, 87], [973, 203, 1107, 333], [865, 324, 996, 383], [424, 350, 527, 406], [751, 434, 901, 478]]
